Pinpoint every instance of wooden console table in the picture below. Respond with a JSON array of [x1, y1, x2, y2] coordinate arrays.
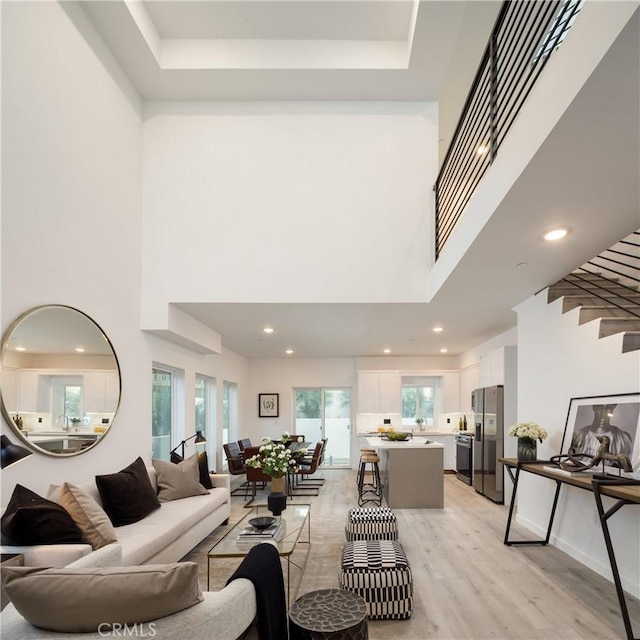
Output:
[[500, 458, 640, 640]]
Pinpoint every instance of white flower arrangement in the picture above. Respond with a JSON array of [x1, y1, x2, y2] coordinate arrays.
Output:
[[245, 439, 298, 477], [508, 422, 548, 443]]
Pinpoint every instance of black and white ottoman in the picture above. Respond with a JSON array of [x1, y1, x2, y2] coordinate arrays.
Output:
[[339, 540, 413, 620], [345, 507, 398, 541]]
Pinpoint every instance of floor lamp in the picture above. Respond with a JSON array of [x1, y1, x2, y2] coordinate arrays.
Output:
[[170, 430, 207, 459], [1, 434, 33, 469]]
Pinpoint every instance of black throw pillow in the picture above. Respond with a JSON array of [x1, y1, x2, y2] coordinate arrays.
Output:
[[170, 450, 213, 490], [95, 457, 160, 527], [1, 484, 82, 545]]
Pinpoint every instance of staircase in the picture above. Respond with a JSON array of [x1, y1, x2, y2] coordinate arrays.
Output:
[[547, 231, 640, 353]]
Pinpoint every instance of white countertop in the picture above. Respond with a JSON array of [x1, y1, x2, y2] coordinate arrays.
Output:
[[367, 436, 445, 449], [359, 430, 457, 437], [23, 432, 100, 443]]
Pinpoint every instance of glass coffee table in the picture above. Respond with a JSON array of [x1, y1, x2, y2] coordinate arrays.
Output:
[[207, 503, 311, 606]]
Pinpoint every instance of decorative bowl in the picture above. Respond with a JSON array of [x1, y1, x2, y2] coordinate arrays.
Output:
[[248, 516, 277, 530], [385, 432, 410, 441]]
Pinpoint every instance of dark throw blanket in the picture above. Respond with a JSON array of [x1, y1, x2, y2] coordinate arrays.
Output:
[[227, 542, 288, 640]]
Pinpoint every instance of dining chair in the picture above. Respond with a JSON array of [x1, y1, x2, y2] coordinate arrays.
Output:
[[243, 446, 270, 499], [237, 438, 252, 453], [290, 441, 324, 496], [298, 438, 327, 487], [223, 442, 250, 498]]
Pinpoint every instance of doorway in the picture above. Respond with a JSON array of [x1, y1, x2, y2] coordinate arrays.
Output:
[[294, 388, 351, 467]]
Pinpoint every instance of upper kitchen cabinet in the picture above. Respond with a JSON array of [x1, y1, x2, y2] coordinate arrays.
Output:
[[357, 371, 401, 414], [479, 346, 517, 388], [84, 371, 120, 413]]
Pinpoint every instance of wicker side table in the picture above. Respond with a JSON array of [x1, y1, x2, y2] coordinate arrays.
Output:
[[289, 588, 368, 640]]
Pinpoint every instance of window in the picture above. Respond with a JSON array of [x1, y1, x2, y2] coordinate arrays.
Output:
[[152, 368, 173, 459], [401, 377, 441, 427], [196, 374, 216, 465], [64, 385, 82, 422], [222, 381, 238, 447], [195, 376, 207, 433]]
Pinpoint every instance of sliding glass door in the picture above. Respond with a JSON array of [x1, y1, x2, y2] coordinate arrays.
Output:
[[294, 388, 351, 467]]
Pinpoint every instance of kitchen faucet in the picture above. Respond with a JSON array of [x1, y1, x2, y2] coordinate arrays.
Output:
[[56, 415, 69, 431]]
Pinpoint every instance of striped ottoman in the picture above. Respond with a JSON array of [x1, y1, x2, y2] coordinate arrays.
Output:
[[345, 507, 398, 541], [339, 540, 413, 620]]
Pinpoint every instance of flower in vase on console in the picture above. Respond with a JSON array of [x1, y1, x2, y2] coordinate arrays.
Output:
[[508, 422, 548, 443]]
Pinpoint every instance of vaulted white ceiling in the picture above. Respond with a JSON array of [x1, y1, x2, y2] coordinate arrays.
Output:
[[81, 0, 488, 102], [77, 1, 639, 359]]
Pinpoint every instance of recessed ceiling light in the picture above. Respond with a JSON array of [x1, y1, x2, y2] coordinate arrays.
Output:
[[440, 348, 448, 353], [543, 227, 570, 241], [476, 144, 490, 156], [383, 349, 391, 354], [15, 346, 26, 352], [285, 349, 294, 355], [75, 347, 85, 353], [263, 327, 275, 334], [433, 326, 444, 333]]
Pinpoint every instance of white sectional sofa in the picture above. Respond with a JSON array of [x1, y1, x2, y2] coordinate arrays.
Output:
[[1, 466, 231, 567], [1, 465, 259, 639]]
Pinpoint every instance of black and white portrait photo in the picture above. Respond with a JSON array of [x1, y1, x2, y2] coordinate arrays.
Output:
[[562, 393, 640, 474]]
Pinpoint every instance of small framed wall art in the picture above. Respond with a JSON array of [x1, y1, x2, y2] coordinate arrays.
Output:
[[259, 393, 279, 418]]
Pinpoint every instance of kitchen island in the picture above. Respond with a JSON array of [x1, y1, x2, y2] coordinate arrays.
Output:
[[367, 437, 444, 508]]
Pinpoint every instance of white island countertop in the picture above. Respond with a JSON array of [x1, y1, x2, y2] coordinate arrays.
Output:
[[359, 430, 458, 437], [366, 436, 445, 449]]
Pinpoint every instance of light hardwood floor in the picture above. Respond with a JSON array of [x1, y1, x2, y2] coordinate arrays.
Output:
[[184, 469, 640, 640]]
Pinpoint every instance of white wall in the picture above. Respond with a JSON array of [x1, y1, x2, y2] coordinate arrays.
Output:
[[515, 291, 640, 597], [141, 102, 438, 331], [0, 2, 250, 504], [1, 1, 145, 504]]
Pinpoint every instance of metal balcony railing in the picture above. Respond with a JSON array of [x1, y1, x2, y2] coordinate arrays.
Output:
[[434, 0, 584, 259]]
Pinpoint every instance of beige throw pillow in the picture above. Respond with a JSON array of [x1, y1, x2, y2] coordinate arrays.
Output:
[[61, 483, 117, 549], [46, 483, 117, 550], [2, 562, 203, 632], [152, 454, 209, 502]]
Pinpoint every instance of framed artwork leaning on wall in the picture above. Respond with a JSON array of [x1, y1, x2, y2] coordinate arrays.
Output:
[[560, 392, 640, 477]]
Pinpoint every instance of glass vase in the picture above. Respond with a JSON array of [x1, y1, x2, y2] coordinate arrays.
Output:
[[517, 437, 537, 462]]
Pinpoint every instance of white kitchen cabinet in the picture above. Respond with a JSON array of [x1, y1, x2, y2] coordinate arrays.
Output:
[[83, 372, 106, 413], [2, 368, 18, 412], [459, 365, 479, 413], [357, 371, 401, 414], [105, 372, 120, 410], [84, 371, 120, 413], [429, 434, 455, 471], [17, 371, 41, 412], [378, 372, 401, 413], [479, 346, 516, 387]]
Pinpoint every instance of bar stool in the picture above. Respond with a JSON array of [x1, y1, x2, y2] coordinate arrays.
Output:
[[358, 451, 382, 507], [356, 448, 376, 489]]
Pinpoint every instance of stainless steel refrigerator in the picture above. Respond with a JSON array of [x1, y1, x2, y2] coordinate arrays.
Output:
[[472, 385, 504, 504]]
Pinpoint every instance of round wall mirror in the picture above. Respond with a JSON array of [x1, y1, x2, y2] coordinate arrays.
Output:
[[0, 305, 121, 457]]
